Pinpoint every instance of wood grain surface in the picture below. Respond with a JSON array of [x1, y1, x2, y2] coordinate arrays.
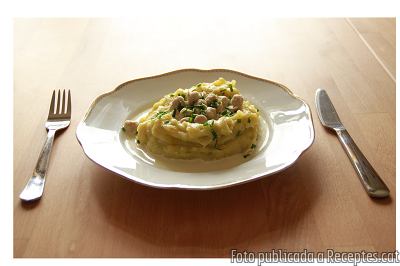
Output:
[[13, 18, 396, 258]]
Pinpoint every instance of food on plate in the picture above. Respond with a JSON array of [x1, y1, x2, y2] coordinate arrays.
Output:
[[123, 78, 260, 160]]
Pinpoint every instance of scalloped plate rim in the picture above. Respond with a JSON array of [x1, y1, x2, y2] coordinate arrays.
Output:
[[76, 68, 315, 190]]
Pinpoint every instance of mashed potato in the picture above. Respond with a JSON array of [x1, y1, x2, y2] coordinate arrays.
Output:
[[123, 78, 260, 161]]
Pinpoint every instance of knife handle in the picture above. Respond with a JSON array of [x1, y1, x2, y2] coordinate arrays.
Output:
[[336, 129, 390, 198]]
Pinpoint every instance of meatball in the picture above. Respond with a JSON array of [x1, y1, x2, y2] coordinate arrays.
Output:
[[205, 93, 218, 106], [124, 120, 138, 133], [216, 104, 226, 114], [205, 107, 217, 119], [180, 108, 192, 116], [194, 115, 207, 124], [231, 94, 243, 107], [169, 96, 186, 111], [187, 91, 201, 105], [218, 96, 229, 107], [195, 99, 207, 106]]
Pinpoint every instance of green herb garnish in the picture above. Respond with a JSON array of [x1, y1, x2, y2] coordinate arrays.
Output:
[[210, 100, 219, 108], [122, 126, 125, 131], [248, 117, 252, 123], [244, 154, 250, 158], [194, 104, 207, 109], [229, 84, 233, 92], [155, 111, 169, 119], [210, 128, 221, 150], [237, 130, 242, 136], [203, 120, 215, 127], [237, 119, 241, 123], [251, 144, 256, 149], [211, 128, 217, 139], [178, 101, 183, 111]]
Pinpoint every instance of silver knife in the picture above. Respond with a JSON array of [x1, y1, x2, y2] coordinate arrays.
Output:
[[315, 89, 390, 198]]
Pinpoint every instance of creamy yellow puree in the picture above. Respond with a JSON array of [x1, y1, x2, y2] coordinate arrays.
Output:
[[126, 78, 260, 161]]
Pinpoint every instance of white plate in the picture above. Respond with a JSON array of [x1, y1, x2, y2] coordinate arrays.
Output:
[[76, 69, 314, 189]]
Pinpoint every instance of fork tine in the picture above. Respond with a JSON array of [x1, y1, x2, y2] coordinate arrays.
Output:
[[47, 90, 71, 120], [66, 90, 71, 117], [61, 90, 66, 114], [49, 90, 56, 116], [57, 90, 61, 114]]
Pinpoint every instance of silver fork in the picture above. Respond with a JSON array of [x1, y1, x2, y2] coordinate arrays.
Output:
[[20, 90, 71, 201]]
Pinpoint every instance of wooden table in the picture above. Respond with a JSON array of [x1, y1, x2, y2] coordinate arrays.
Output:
[[13, 18, 396, 259]]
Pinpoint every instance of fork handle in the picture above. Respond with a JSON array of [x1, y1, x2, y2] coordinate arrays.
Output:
[[336, 129, 390, 198], [20, 129, 56, 201]]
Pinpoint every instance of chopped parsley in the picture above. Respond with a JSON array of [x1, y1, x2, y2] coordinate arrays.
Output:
[[237, 119, 241, 123], [210, 99, 219, 108], [224, 112, 234, 117], [210, 128, 221, 150], [194, 104, 207, 109], [251, 144, 256, 149], [178, 101, 184, 111], [155, 111, 169, 119], [211, 128, 217, 139], [203, 120, 214, 127], [248, 117, 252, 123], [177, 93, 186, 100]]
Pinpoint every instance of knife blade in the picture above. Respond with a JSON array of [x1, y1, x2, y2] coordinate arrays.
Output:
[[315, 89, 390, 198]]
